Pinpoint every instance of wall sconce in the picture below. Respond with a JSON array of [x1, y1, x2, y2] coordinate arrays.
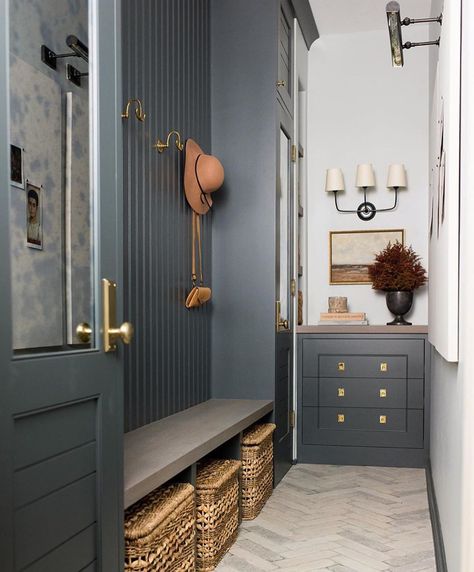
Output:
[[386, 1, 442, 68], [326, 164, 406, 221]]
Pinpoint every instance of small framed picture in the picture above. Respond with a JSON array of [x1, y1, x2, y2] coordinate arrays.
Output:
[[329, 229, 404, 285], [26, 182, 43, 250], [10, 144, 24, 189]]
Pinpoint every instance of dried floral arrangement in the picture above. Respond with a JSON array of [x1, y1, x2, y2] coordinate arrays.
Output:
[[368, 242, 427, 291]]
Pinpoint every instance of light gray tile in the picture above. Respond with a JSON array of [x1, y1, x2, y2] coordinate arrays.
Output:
[[218, 465, 435, 571]]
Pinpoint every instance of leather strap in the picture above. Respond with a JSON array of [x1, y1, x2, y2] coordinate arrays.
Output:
[[195, 154, 212, 210], [191, 212, 203, 286]]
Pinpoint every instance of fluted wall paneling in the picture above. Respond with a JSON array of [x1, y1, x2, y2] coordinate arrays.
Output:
[[123, 0, 211, 432]]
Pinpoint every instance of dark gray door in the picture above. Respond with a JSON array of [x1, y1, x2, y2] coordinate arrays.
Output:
[[277, 0, 294, 116], [274, 104, 294, 485], [0, 1, 125, 570]]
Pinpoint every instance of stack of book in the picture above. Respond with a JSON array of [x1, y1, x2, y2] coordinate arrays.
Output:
[[319, 312, 368, 326]]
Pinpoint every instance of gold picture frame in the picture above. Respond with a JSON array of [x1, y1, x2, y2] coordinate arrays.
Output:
[[329, 229, 405, 285]]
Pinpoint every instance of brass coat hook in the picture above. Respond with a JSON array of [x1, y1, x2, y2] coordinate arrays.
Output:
[[153, 130, 184, 153], [122, 98, 146, 122]]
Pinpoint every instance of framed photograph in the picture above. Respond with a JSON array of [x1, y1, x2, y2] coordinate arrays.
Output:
[[10, 144, 24, 188], [329, 229, 404, 285], [26, 182, 43, 250]]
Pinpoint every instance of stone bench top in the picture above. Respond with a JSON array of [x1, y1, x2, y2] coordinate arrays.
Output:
[[124, 398, 273, 508]]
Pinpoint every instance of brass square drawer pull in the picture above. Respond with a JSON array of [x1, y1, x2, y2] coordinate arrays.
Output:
[[380, 362, 388, 372], [380, 389, 387, 398], [338, 362, 345, 372], [379, 415, 387, 424], [338, 414, 345, 423], [338, 388, 345, 397]]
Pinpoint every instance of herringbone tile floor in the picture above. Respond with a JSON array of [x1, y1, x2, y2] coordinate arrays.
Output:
[[219, 464, 436, 571]]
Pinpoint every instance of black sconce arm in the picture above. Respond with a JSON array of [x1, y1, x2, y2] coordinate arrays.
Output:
[[333, 187, 399, 222]]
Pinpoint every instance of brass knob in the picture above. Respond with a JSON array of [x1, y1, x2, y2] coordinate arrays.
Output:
[[110, 322, 134, 345], [279, 318, 289, 330], [338, 388, 345, 397], [380, 415, 387, 424], [76, 322, 92, 344], [276, 80, 286, 87], [338, 362, 345, 372]]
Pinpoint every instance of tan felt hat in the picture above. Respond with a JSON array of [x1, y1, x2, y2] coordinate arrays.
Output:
[[184, 138, 224, 215]]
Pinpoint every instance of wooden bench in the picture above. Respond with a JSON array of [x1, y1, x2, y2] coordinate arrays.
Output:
[[124, 399, 273, 508]]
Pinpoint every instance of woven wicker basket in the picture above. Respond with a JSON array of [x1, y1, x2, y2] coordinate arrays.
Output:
[[195, 459, 241, 571], [241, 423, 276, 520], [124, 483, 196, 572]]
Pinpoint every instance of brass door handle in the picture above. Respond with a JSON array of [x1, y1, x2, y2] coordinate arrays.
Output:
[[103, 278, 134, 352], [76, 322, 92, 343], [276, 80, 286, 87], [276, 301, 289, 332], [109, 322, 134, 345]]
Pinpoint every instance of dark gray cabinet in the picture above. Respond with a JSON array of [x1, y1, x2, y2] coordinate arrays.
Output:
[[210, 0, 317, 485], [277, 0, 294, 115], [298, 332, 430, 467]]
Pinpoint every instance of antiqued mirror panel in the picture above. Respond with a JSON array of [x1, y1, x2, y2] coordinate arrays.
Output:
[[9, 0, 94, 352]]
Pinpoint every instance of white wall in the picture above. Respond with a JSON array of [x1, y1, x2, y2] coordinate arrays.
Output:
[[306, 26, 430, 325], [429, 0, 474, 569]]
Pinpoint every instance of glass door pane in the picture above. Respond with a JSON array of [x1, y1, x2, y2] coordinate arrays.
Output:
[[9, 0, 94, 353]]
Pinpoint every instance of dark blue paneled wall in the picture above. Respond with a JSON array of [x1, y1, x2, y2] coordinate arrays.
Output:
[[123, 0, 211, 431]]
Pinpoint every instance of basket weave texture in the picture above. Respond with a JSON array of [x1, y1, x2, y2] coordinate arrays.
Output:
[[124, 483, 196, 572], [195, 459, 241, 571], [241, 423, 276, 520]]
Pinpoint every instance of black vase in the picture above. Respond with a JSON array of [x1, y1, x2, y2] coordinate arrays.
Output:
[[386, 291, 413, 325]]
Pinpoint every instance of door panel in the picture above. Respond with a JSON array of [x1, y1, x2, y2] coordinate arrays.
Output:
[[277, 0, 294, 115], [274, 103, 294, 485], [0, 1, 124, 571]]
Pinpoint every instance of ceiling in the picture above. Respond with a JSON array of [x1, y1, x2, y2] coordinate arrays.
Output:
[[309, 0, 433, 36]]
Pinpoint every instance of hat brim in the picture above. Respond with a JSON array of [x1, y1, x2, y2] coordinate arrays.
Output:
[[184, 139, 212, 215]]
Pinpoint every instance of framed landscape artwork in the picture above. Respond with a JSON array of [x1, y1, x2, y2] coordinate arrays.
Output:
[[329, 229, 404, 285]]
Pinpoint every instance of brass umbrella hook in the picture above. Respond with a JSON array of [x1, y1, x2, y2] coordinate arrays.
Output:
[[153, 130, 184, 153], [121, 98, 146, 122]]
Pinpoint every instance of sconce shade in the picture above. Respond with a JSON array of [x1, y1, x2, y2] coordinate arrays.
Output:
[[356, 164, 376, 188], [387, 163, 407, 188], [325, 168, 345, 192]]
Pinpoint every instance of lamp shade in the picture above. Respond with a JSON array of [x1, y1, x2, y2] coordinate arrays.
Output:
[[325, 168, 345, 192], [387, 163, 407, 188], [355, 164, 376, 188]]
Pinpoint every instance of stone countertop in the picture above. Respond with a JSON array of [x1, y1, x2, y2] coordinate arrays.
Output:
[[296, 325, 428, 334]]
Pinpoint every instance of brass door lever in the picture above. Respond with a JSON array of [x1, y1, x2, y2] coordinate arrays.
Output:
[[102, 278, 134, 352]]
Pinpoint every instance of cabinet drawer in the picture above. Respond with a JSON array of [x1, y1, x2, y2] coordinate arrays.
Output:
[[303, 407, 424, 449], [320, 407, 406, 431], [303, 338, 424, 378], [302, 378, 424, 409], [319, 355, 406, 379], [318, 378, 408, 408]]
